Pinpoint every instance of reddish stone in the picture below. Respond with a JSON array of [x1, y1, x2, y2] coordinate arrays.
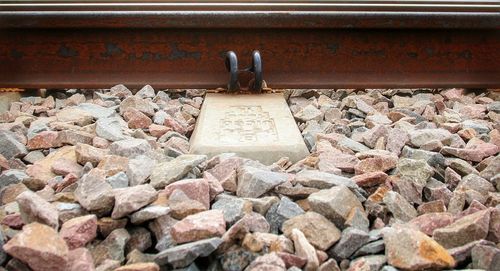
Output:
[[27, 131, 62, 150], [489, 129, 500, 147], [3, 223, 69, 271], [417, 200, 447, 215], [51, 158, 83, 176], [207, 157, 243, 192], [0, 153, 10, 171], [1, 213, 24, 229], [457, 128, 477, 140], [60, 214, 98, 249], [124, 108, 152, 129], [442, 88, 464, 101], [115, 263, 160, 271], [277, 252, 306, 268], [318, 151, 359, 173], [171, 210, 226, 244], [354, 156, 397, 175], [149, 124, 171, 138], [163, 116, 187, 135], [203, 172, 224, 201], [441, 143, 499, 162], [409, 212, 455, 236], [54, 173, 79, 193], [352, 171, 388, 188], [66, 247, 95, 271], [164, 178, 210, 209]]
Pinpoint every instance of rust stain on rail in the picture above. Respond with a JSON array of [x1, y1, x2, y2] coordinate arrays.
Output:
[[0, 28, 499, 88]]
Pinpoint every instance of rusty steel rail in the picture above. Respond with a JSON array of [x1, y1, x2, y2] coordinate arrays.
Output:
[[0, 1, 499, 89]]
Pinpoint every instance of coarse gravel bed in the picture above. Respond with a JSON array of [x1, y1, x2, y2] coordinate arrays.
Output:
[[0, 86, 499, 271]]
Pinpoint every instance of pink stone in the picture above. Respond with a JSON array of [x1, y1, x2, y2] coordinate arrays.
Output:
[[124, 108, 152, 129], [207, 157, 243, 192], [441, 143, 499, 162], [409, 212, 455, 236], [318, 151, 358, 173], [352, 171, 388, 188], [277, 252, 306, 269], [66, 247, 95, 271], [203, 172, 224, 201], [51, 158, 83, 176], [163, 115, 187, 135], [354, 156, 397, 175], [92, 137, 109, 149], [60, 214, 98, 249], [171, 210, 226, 244], [27, 131, 62, 150], [54, 173, 79, 193], [1, 213, 24, 229], [442, 88, 464, 101], [164, 178, 210, 209], [3, 223, 69, 271], [149, 124, 171, 138]]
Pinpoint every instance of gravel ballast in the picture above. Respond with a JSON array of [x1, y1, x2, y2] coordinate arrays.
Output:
[[0, 86, 499, 271]]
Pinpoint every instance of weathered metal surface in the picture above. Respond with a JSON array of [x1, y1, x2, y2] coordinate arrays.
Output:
[[0, 1, 499, 89]]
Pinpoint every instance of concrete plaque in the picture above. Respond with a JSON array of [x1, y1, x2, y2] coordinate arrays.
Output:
[[190, 93, 309, 165]]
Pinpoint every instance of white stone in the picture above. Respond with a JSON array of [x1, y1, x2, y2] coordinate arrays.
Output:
[[190, 94, 308, 165]]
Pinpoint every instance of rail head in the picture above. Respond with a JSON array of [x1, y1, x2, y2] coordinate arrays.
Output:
[[1, 0, 499, 29]]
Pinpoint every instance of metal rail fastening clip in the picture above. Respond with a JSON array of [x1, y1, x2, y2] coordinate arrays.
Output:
[[225, 50, 263, 93]]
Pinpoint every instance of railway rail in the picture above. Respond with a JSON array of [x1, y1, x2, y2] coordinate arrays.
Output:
[[0, 0, 499, 89]]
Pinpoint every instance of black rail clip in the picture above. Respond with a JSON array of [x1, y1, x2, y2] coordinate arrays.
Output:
[[225, 50, 263, 93]]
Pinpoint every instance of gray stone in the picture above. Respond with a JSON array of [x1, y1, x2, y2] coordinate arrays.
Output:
[[383, 191, 417, 222], [409, 129, 452, 147], [487, 101, 500, 113], [130, 205, 170, 224], [0, 230, 6, 265], [396, 158, 434, 187], [126, 227, 152, 253], [212, 194, 252, 225], [16, 190, 59, 229], [294, 169, 357, 190], [457, 174, 496, 195], [471, 244, 500, 271], [329, 227, 370, 259], [265, 197, 305, 234], [126, 155, 156, 186], [236, 166, 288, 198], [77, 103, 116, 119], [448, 158, 479, 176], [0, 169, 28, 190], [106, 172, 129, 189], [462, 119, 490, 134], [96, 117, 126, 142], [189, 94, 309, 164], [112, 184, 157, 219], [352, 240, 385, 257], [135, 85, 156, 99], [75, 168, 115, 214], [23, 151, 45, 164], [91, 228, 131, 266], [294, 104, 323, 122], [309, 185, 364, 229], [154, 237, 222, 269], [150, 154, 207, 189], [0, 131, 27, 159], [109, 139, 152, 158]]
